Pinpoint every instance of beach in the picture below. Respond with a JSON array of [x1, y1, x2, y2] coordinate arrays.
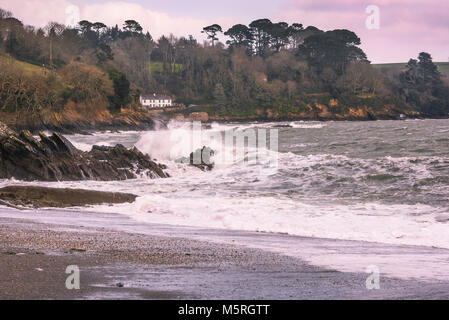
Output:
[[1, 213, 449, 300]]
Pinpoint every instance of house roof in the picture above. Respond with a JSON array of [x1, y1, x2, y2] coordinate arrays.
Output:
[[141, 93, 171, 100]]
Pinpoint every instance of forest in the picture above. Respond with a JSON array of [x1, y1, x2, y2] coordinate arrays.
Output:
[[0, 7, 448, 123]]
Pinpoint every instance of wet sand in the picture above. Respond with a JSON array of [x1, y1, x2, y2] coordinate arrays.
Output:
[[1, 216, 449, 300]]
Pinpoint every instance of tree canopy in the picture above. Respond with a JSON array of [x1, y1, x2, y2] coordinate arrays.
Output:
[[0, 7, 447, 119]]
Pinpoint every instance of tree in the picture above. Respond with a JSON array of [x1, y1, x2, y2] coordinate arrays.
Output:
[[336, 61, 385, 95], [108, 69, 130, 112], [225, 24, 252, 51], [300, 29, 367, 75], [202, 24, 222, 46], [109, 24, 120, 41], [269, 22, 289, 52], [123, 20, 143, 35], [288, 23, 304, 48], [78, 20, 93, 34], [145, 31, 153, 42], [401, 58, 420, 85], [418, 52, 442, 84], [77, 20, 98, 45], [44, 22, 65, 69], [92, 22, 107, 36], [399, 52, 448, 116], [249, 19, 273, 57], [96, 42, 114, 63], [0, 8, 12, 19], [401, 53, 442, 88]]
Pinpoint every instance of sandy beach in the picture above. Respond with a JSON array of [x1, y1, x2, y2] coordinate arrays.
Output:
[[1, 215, 449, 300]]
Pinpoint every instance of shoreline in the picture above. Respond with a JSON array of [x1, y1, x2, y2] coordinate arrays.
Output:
[[1, 214, 449, 300], [7, 115, 449, 135]]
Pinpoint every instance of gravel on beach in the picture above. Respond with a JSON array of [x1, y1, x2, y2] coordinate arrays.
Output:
[[1, 217, 449, 300]]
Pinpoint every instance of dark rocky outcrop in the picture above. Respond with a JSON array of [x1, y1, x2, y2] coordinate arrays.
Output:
[[0, 186, 137, 208], [0, 121, 168, 181], [190, 147, 215, 171], [175, 147, 215, 171]]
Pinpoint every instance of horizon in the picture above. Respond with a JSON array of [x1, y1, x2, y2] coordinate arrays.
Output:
[[0, 0, 447, 64]]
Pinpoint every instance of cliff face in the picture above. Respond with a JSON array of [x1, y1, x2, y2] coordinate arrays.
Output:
[[162, 100, 419, 123], [0, 121, 168, 182]]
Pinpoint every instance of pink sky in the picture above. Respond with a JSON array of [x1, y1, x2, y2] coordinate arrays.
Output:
[[0, 0, 448, 63], [280, 0, 449, 63]]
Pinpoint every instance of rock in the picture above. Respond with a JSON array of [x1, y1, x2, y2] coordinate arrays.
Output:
[[19, 130, 45, 153], [0, 186, 138, 208], [92, 145, 116, 152], [189, 146, 215, 171], [176, 147, 215, 170], [50, 132, 79, 155], [0, 121, 168, 181]]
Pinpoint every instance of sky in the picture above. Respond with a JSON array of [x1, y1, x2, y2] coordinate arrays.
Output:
[[0, 0, 448, 63]]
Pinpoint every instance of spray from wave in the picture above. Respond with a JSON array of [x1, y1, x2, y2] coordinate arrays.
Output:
[[135, 120, 279, 172]]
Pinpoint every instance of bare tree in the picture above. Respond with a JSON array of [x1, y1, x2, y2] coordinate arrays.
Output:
[[44, 22, 65, 69], [0, 8, 13, 20]]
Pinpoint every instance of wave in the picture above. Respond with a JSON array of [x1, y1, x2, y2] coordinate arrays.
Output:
[[289, 122, 327, 129], [91, 193, 449, 249], [48, 120, 449, 250], [135, 120, 280, 170]]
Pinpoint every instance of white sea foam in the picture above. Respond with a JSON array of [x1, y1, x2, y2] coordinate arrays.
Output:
[[289, 122, 327, 129], [89, 193, 449, 249]]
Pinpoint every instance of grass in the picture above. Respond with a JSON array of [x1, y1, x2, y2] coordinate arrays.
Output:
[[0, 54, 47, 75]]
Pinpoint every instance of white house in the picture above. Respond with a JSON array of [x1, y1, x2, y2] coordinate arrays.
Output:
[[140, 93, 172, 108]]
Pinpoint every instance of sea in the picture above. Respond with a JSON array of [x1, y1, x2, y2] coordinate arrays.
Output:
[[1, 119, 449, 281]]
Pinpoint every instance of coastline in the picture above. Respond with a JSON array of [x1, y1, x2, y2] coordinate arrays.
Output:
[[1, 118, 449, 300], [2, 107, 448, 135], [0, 109, 161, 135], [1, 214, 449, 300]]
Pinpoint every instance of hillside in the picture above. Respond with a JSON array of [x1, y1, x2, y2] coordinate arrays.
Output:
[[0, 55, 46, 74], [374, 62, 449, 77], [0, 54, 158, 133], [0, 8, 448, 131]]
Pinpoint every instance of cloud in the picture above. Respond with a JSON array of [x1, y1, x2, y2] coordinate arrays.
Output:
[[0, 0, 211, 40], [0, 0, 447, 62], [278, 0, 449, 62]]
